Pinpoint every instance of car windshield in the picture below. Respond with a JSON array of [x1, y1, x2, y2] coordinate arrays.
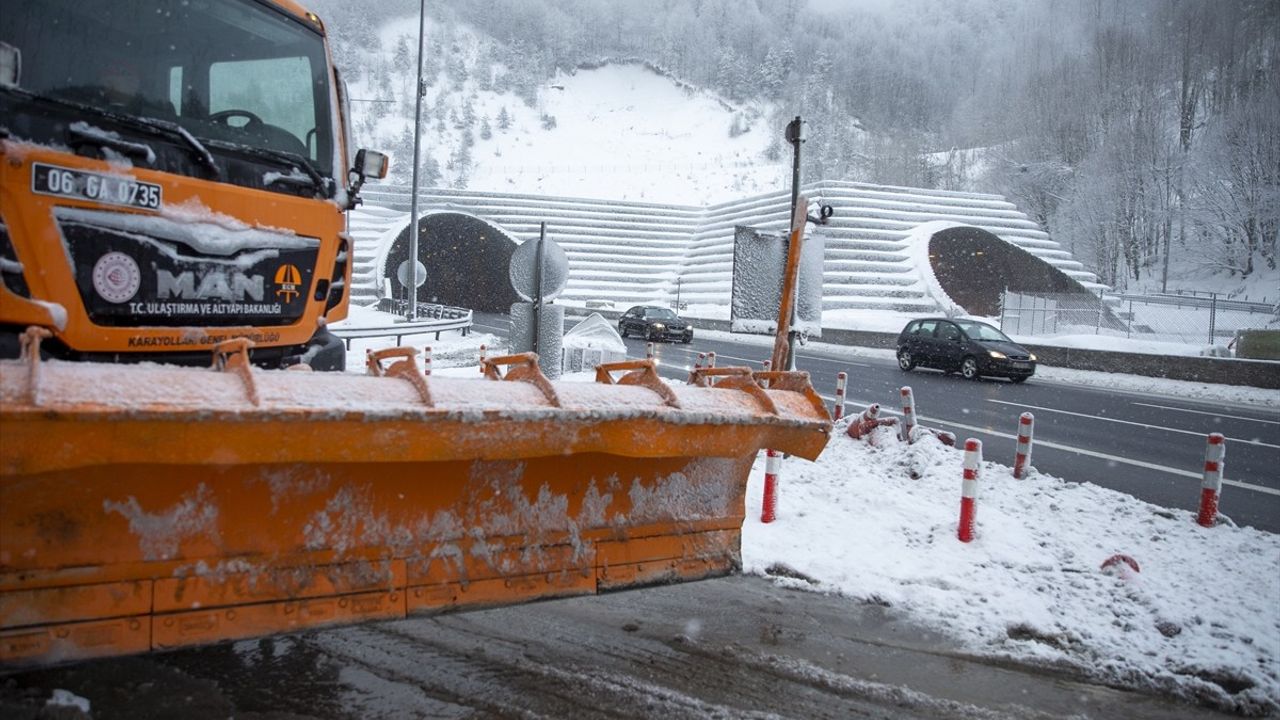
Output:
[[3, 0, 333, 178], [956, 321, 1013, 343], [645, 308, 678, 320]]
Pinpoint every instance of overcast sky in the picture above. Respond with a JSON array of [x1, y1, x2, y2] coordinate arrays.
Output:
[[805, 0, 899, 14]]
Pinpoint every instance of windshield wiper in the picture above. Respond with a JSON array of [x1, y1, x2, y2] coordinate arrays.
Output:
[[11, 88, 223, 181], [132, 116, 223, 181], [67, 121, 156, 165], [219, 145, 329, 198]]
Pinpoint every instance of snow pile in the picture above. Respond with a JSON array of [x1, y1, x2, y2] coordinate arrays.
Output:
[[562, 313, 626, 354], [743, 424, 1280, 714]]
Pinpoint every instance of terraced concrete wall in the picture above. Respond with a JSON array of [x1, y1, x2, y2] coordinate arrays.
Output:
[[350, 182, 1100, 313]]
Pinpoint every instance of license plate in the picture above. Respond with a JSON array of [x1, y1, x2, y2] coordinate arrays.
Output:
[[32, 163, 162, 210], [1011, 361, 1032, 369]]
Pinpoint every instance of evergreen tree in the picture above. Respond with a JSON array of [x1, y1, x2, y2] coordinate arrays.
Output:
[[497, 107, 511, 131], [480, 116, 492, 140], [393, 34, 412, 70]]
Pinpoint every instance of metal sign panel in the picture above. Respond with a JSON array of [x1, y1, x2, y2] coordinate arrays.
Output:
[[730, 226, 824, 337]]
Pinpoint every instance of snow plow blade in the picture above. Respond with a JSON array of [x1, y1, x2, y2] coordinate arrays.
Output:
[[0, 341, 830, 667]]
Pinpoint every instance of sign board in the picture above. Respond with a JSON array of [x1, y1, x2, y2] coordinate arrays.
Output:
[[508, 236, 569, 302], [397, 259, 427, 289], [730, 225, 824, 337]]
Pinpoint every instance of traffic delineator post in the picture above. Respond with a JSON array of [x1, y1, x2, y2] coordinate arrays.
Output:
[[845, 403, 897, 440], [958, 438, 982, 543], [834, 372, 847, 421], [900, 386, 918, 443], [646, 342, 655, 360], [479, 343, 486, 373], [707, 351, 717, 368], [1013, 412, 1034, 479], [1101, 554, 1141, 577], [1197, 433, 1226, 528], [423, 346, 432, 376], [761, 448, 781, 523]]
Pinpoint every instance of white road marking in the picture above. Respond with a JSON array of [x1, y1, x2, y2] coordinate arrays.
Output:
[[1131, 402, 1280, 426], [986, 399, 1280, 450], [836, 395, 1280, 497]]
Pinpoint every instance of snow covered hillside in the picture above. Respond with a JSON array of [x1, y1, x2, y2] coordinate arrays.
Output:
[[349, 17, 786, 204], [342, 13, 1277, 303]]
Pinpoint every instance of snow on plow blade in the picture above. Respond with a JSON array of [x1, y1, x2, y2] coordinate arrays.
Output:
[[0, 340, 830, 666]]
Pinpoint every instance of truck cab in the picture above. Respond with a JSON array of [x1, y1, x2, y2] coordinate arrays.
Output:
[[0, 0, 386, 370]]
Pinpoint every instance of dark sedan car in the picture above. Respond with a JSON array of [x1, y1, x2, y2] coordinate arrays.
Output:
[[897, 318, 1036, 381], [618, 305, 693, 343]]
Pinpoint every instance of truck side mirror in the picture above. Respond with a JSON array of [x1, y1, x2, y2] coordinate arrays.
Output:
[[346, 149, 389, 209], [355, 149, 389, 180]]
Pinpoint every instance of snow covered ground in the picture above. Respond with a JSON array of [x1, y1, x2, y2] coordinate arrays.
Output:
[[741, 423, 1280, 715]]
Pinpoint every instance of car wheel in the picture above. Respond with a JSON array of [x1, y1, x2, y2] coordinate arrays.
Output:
[[897, 348, 915, 371], [1010, 375, 1029, 383], [618, 323, 628, 338], [681, 335, 692, 344], [960, 356, 980, 380]]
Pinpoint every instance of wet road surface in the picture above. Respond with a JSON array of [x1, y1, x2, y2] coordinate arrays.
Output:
[[1, 576, 1234, 719]]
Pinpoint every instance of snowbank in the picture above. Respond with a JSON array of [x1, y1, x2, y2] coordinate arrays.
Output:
[[743, 425, 1280, 714]]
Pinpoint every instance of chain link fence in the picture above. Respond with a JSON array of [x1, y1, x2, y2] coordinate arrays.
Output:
[[999, 291, 1280, 347]]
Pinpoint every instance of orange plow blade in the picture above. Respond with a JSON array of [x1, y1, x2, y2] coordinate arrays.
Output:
[[0, 345, 830, 667]]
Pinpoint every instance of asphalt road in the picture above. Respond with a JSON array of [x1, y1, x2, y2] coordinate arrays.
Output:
[[0, 577, 1233, 719], [473, 312, 1280, 534]]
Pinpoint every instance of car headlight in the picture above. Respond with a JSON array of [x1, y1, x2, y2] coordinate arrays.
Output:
[[988, 350, 1007, 359], [1028, 353, 1037, 362], [652, 323, 665, 329]]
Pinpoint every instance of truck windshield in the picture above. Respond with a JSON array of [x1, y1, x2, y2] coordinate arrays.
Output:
[[2, 0, 334, 179]]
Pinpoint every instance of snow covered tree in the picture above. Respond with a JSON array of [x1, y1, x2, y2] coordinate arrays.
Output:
[[497, 107, 511, 131], [480, 116, 492, 141]]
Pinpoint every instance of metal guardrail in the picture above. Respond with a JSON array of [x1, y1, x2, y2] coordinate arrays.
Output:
[[331, 305, 474, 349], [1114, 293, 1276, 314]]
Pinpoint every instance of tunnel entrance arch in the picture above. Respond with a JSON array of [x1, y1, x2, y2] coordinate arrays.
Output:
[[928, 225, 1095, 316], [380, 212, 522, 313]]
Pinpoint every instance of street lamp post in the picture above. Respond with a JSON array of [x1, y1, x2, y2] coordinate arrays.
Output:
[[406, 0, 428, 318]]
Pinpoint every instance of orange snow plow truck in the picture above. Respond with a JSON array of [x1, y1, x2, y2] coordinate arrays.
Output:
[[0, 1, 830, 666]]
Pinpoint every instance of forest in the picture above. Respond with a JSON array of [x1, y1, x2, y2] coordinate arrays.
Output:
[[308, 0, 1278, 290]]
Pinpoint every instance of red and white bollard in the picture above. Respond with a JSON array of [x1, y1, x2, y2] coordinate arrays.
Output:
[[761, 359, 771, 371], [761, 448, 781, 523], [1101, 554, 1141, 578], [900, 386, 918, 442], [958, 438, 982, 543], [423, 346, 433, 376], [646, 342, 655, 360], [479, 343, 487, 373], [833, 372, 847, 421], [1013, 412, 1034, 479], [707, 351, 717, 368], [1197, 433, 1226, 528], [695, 352, 706, 371], [846, 403, 898, 440]]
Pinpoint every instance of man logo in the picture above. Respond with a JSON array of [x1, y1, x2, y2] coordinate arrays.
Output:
[[274, 264, 302, 303]]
